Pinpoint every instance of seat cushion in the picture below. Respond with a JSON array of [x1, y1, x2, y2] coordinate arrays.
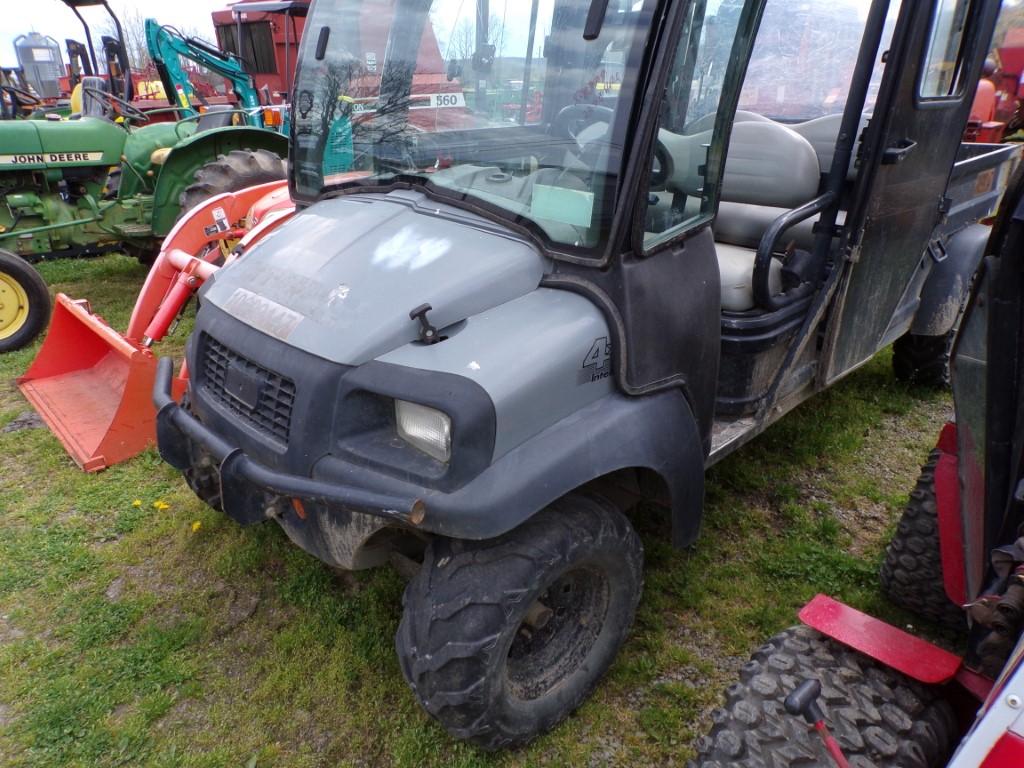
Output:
[[715, 202, 847, 251], [788, 112, 871, 180], [716, 242, 782, 312], [662, 121, 821, 208]]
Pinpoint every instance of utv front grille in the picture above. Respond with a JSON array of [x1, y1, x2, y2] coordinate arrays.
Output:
[[200, 333, 296, 445]]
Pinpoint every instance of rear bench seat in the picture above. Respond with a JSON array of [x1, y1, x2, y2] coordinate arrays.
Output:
[[657, 112, 867, 312], [661, 120, 822, 311]]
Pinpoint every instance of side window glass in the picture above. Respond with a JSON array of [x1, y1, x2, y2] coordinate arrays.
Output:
[[642, 1, 746, 251], [920, 0, 975, 99]]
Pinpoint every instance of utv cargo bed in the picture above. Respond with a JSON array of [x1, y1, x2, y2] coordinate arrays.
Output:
[[941, 142, 1021, 236]]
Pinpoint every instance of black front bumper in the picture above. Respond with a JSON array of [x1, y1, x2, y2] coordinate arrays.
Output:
[[153, 357, 427, 527]]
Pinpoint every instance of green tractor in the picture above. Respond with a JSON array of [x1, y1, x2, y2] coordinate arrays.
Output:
[[0, 0, 288, 354]]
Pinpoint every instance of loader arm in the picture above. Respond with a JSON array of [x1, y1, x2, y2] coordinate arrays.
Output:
[[144, 19, 263, 126]]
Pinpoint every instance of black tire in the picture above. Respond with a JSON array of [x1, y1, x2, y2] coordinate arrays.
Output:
[[178, 149, 286, 219], [0, 249, 51, 354], [879, 451, 964, 630], [396, 494, 643, 750], [178, 148, 286, 218], [892, 331, 954, 388], [690, 626, 957, 768]]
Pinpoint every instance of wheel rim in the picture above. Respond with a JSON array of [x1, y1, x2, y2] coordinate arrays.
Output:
[[505, 565, 610, 701], [0, 270, 30, 340]]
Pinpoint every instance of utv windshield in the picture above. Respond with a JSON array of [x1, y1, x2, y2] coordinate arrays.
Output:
[[290, 0, 654, 251]]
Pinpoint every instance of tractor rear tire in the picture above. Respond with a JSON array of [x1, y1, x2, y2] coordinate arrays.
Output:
[[396, 494, 643, 750], [892, 331, 954, 388], [880, 451, 964, 630], [690, 625, 957, 768], [178, 149, 287, 219], [0, 250, 51, 354]]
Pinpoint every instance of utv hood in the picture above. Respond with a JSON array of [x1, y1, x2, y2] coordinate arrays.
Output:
[[201, 191, 549, 365]]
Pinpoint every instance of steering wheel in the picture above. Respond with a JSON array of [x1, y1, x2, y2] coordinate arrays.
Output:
[[83, 86, 149, 124], [1, 85, 41, 107], [550, 103, 615, 145], [649, 140, 672, 191]]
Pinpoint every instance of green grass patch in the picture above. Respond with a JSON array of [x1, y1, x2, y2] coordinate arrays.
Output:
[[0, 255, 955, 766]]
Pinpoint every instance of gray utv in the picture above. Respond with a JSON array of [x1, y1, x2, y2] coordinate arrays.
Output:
[[153, 0, 1021, 749]]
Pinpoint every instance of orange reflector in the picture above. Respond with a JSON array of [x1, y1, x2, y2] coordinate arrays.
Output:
[[262, 108, 282, 128], [291, 498, 307, 519]]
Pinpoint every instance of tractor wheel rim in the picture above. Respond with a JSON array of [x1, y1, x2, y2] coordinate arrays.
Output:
[[0, 271, 29, 340]]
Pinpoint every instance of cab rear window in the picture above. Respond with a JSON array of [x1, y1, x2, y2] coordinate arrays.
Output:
[[736, 0, 899, 121], [919, 0, 976, 99]]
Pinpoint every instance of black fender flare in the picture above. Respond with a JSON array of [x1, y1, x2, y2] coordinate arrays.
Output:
[[912, 224, 990, 337], [414, 388, 706, 546]]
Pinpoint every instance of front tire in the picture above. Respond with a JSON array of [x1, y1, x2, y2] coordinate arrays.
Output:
[[0, 249, 50, 354], [691, 626, 957, 767], [396, 494, 643, 750]]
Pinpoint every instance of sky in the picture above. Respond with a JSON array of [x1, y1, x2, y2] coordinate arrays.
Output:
[[0, 0, 220, 67], [3, 0, 1021, 70]]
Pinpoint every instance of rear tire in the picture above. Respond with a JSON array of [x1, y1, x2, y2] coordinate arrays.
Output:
[[892, 331, 954, 388], [121, 149, 287, 267], [0, 249, 50, 354], [690, 626, 957, 768], [178, 149, 286, 218], [880, 450, 964, 630], [396, 494, 643, 750]]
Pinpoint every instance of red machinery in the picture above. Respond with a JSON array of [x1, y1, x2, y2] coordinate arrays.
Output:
[[967, 29, 1024, 143], [211, 0, 310, 105]]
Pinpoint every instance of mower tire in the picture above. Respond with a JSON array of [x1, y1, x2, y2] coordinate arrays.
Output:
[[690, 625, 956, 768], [0, 250, 51, 354], [892, 331, 954, 388], [880, 450, 964, 630], [396, 494, 643, 750]]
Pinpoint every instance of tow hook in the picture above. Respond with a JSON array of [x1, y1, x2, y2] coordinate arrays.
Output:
[[785, 679, 850, 768]]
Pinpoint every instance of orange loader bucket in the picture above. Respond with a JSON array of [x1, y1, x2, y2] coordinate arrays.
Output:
[[15, 179, 299, 473], [17, 295, 186, 472]]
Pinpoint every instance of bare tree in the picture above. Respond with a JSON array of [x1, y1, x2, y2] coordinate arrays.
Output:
[[488, 14, 506, 58], [445, 14, 507, 66], [447, 18, 476, 66], [99, 5, 151, 70]]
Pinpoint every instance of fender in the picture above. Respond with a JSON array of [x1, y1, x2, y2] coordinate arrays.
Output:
[[157, 355, 708, 546], [320, 385, 708, 546], [912, 223, 990, 336], [149, 126, 287, 237]]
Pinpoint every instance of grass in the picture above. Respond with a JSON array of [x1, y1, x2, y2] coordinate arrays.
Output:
[[0, 254, 954, 767]]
